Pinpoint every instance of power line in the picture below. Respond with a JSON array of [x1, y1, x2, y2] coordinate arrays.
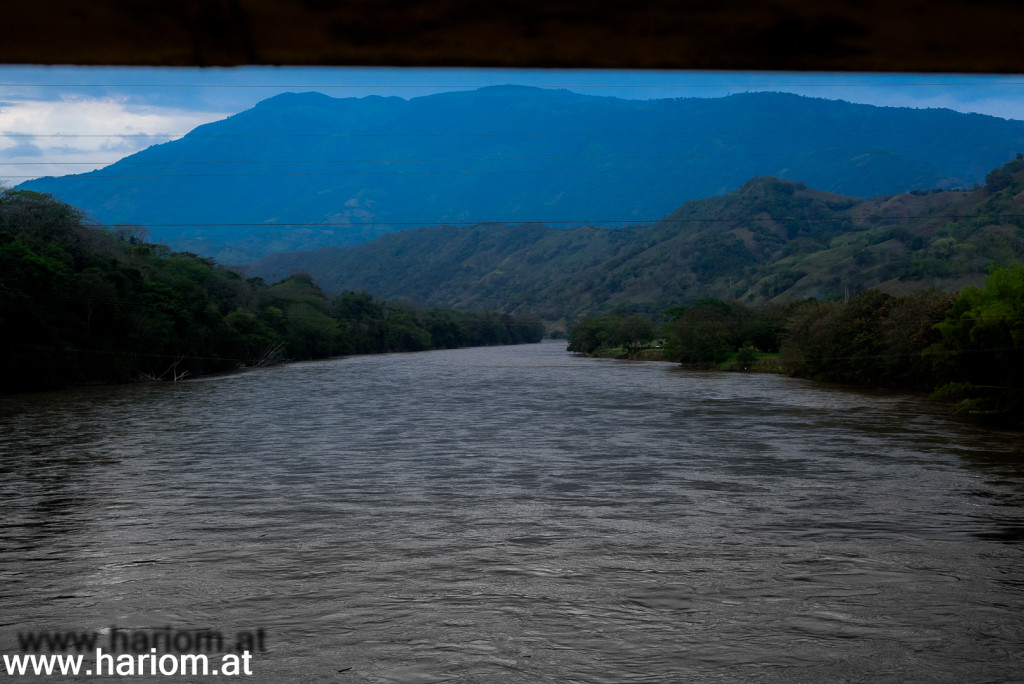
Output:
[[0, 160, 1017, 179], [1, 214, 1016, 228], [2, 147, 1018, 166], [4, 82, 1024, 89], [5, 125, 1024, 138], [0, 165, 972, 179]]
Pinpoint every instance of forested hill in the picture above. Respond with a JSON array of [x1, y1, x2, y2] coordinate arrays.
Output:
[[18, 87, 1024, 263], [0, 188, 543, 394], [248, 159, 1024, 325]]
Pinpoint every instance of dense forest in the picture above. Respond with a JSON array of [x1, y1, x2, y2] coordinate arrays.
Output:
[[567, 267, 1024, 426], [0, 188, 543, 394], [249, 159, 1024, 325], [4, 174, 1021, 424]]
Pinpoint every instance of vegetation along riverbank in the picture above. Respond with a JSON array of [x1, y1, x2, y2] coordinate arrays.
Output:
[[3, 166, 1021, 427], [0, 188, 543, 394], [566, 270, 1023, 427]]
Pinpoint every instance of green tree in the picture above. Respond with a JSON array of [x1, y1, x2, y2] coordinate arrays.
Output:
[[664, 302, 735, 365], [566, 315, 620, 354], [928, 265, 1024, 422], [779, 290, 895, 384], [613, 314, 656, 357]]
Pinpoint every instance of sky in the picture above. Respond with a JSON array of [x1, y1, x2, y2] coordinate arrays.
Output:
[[2, 66, 1024, 187]]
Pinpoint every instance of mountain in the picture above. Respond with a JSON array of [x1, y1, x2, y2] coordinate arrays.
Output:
[[247, 160, 1024, 326], [18, 87, 1024, 263]]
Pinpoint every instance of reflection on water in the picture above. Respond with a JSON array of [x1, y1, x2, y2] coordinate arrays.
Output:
[[1, 341, 1023, 682]]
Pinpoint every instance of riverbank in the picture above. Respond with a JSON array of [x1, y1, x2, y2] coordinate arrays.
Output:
[[573, 345, 785, 373], [571, 343, 1023, 429]]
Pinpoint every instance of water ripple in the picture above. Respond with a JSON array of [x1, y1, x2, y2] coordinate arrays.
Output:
[[1, 342, 1023, 682]]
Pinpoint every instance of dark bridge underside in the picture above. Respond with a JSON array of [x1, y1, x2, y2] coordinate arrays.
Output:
[[3, 0, 1022, 73]]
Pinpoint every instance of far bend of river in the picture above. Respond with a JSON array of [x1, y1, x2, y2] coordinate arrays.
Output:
[[2, 340, 1024, 683]]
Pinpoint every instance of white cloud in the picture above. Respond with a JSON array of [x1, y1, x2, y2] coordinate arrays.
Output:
[[0, 97, 228, 186]]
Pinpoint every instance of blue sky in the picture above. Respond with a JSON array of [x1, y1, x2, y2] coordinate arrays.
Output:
[[2, 66, 1023, 186]]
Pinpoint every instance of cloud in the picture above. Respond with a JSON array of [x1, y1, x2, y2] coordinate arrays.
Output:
[[0, 96, 229, 185], [2, 140, 45, 157]]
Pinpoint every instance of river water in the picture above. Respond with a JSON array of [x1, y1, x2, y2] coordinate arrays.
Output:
[[1, 340, 1022, 682]]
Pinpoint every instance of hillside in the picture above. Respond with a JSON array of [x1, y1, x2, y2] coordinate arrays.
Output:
[[18, 87, 1024, 263], [248, 160, 1024, 326], [0, 188, 543, 393]]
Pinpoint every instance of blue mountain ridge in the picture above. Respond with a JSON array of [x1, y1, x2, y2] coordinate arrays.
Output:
[[18, 86, 1024, 264]]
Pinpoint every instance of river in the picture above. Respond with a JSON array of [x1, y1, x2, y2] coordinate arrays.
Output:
[[2, 340, 1022, 682]]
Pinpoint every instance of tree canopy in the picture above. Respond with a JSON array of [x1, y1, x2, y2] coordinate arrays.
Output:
[[0, 188, 543, 393]]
